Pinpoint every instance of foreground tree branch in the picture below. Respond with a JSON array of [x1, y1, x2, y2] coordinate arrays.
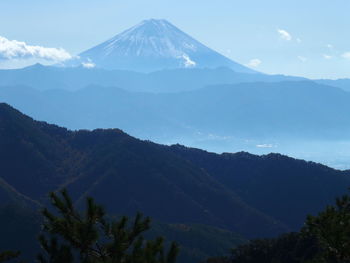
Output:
[[37, 189, 179, 263]]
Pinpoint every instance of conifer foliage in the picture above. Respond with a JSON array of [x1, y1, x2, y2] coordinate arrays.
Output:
[[37, 189, 179, 263], [203, 191, 350, 263], [304, 193, 350, 262], [0, 251, 20, 263]]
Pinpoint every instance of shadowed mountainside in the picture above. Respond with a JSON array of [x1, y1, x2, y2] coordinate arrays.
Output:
[[0, 103, 287, 238], [1, 103, 350, 238]]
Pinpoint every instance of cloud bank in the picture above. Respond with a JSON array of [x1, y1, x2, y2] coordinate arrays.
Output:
[[0, 36, 72, 61]]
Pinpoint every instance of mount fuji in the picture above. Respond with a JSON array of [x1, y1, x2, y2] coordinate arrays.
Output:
[[67, 19, 256, 73]]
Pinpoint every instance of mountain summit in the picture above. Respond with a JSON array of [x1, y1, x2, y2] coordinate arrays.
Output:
[[69, 19, 256, 73]]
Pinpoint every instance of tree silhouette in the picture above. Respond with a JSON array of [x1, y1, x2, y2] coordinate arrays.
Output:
[[0, 251, 20, 263], [304, 193, 350, 262], [37, 189, 179, 263]]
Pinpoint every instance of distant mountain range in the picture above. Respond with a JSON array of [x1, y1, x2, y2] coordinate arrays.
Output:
[[1, 79, 350, 142], [0, 64, 305, 92], [1, 103, 349, 238], [65, 19, 256, 73]]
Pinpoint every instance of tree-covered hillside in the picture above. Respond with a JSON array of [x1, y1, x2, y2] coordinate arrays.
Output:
[[1, 103, 350, 262]]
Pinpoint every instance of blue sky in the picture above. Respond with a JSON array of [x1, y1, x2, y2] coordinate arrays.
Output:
[[0, 0, 349, 79]]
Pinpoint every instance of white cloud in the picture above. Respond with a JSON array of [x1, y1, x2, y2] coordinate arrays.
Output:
[[297, 56, 307, 62], [247, 58, 262, 68], [82, 58, 96, 69], [296, 38, 302, 43], [327, 44, 334, 49], [277, 29, 292, 41], [256, 144, 274, 148], [82, 62, 95, 69], [0, 36, 72, 62], [182, 54, 196, 68], [323, 54, 333, 59], [342, 52, 350, 60]]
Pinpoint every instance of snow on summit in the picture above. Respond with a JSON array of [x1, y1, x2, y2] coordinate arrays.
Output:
[[67, 19, 255, 73], [100, 19, 199, 60]]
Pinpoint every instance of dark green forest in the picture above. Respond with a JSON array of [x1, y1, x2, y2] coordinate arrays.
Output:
[[2, 190, 350, 262], [0, 203, 245, 263], [204, 192, 350, 263], [1, 103, 350, 262]]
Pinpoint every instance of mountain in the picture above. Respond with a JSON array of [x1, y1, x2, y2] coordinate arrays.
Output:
[[2, 103, 350, 260], [0, 103, 287, 239], [0, 204, 41, 261], [3, 80, 350, 170], [1, 103, 350, 237], [2, 81, 350, 141], [66, 19, 256, 73], [0, 64, 304, 92], [169, 145, 350, 230]]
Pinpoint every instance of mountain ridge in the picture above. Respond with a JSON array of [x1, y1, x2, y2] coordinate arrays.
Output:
[[1, 80, 350, 141], [0, 103, 288, 238], [0, 65, 305, 92], [1, 103, 350, 240]]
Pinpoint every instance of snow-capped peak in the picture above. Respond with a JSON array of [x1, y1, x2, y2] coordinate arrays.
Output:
[[69, 19, 256, 73], [99, 19, 204, 59]]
